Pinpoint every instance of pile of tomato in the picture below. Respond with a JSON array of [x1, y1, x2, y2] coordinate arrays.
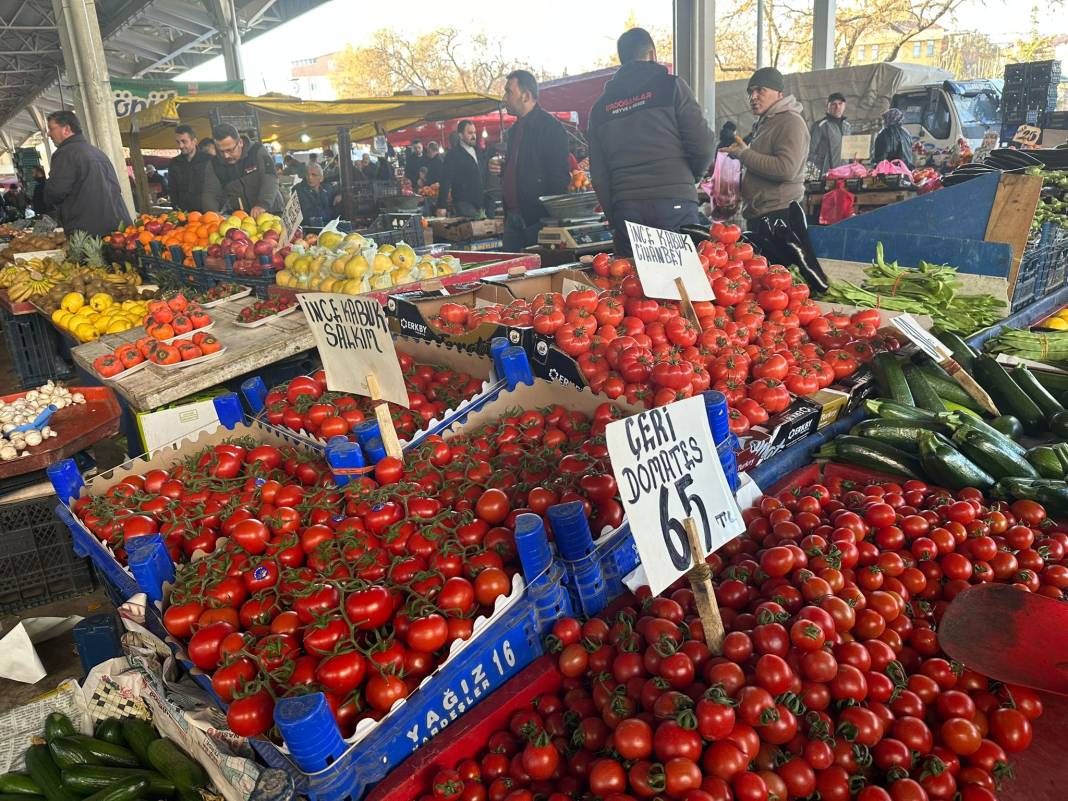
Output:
[[416, 472, 1057, 801], [261, 354, 486, 442], [423, 226, 896, 427]]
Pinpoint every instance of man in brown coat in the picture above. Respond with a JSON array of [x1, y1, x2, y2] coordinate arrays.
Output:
[[724, 68, 810, 230]]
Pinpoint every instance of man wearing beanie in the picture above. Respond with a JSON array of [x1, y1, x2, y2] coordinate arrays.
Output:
[[809, 92, 851, 175], [724, 67, 810, 230]]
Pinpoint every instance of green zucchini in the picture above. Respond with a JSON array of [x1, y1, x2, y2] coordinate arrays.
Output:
[[145, 741, 206, 796], [934, 329, 977, 372], [78, 777, 145, 801], [60, 766, 174, 798], [1026, 446, 1066, 479], [872, 353, 913, 405], [0, 796, 44, 801], [117, 720, 157, 770], [24, 747, 78, 801], [972, 355, 1045, 433], [913, 354, 955, 382], [849, 418, 948, 453], [903, 365, 945, 412], [44, 715, 76, 744], [48, 742, 98, 772], [914, 364, 984, 411], [1010, 365, 1065, 421], [1033, 368, 1068, 395], [951, 427, 1040, 480], [53, 739, 137, 770], [91, 721, 123, 748], [865, 398, 940, 423], [817, 435, 923, 479], [917, 431, 994, 491], [0, 776, 42, 797], [1051, 410, 1068, 440], [990, 415, 1024, 439], [938, 412, 1028, 458]]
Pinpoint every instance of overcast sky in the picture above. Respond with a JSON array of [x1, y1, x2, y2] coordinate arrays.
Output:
[[179, 0, 1062, 92]]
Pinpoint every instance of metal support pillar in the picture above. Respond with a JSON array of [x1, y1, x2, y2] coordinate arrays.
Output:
[[673, 0, 716, 126], [812, 0, 836, 70], [52, 0, 135, 216], [337, 127, 354, 223], [204, 0, 245, 89], [28, 107, 52, 169], [756, 0, 765, 69]]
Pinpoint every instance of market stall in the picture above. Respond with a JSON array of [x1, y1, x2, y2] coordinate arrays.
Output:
[[9, 124, 1068, 801]]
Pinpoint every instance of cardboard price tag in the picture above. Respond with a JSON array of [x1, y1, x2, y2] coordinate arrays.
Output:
[[297, 293, 408, 408], [281, 190, 303, 246], [626, 222, 713, 303], [1013, 124, 1042, 147], [841, 134, 872, 161], [605, 395, 744, 597], [891, 313, 953, 361]]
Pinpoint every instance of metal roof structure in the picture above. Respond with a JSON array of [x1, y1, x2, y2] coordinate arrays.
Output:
[[0, 0, 327, 149]]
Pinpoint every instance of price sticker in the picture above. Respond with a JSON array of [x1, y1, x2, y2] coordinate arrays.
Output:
[[891, 313, 953, 362], [626, 221, 714, 303], [1012, 124, 1042, 147], [297, 293, 408, 407], [605, 396, 744, 597]]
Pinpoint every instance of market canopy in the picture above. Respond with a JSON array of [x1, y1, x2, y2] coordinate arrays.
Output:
[[119, 92, 503, 150]]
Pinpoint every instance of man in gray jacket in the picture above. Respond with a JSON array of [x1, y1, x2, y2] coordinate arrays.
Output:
[[202, 124, 283, 216], [588, 27, 715, 253], [725, 68, 810, 230], [44, 110, 131, 236], [808, 92, 851, 176]]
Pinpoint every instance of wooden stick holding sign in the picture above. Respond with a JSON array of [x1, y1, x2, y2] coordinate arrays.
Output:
[[367, 372, 403, 460], [683, 517, 725, 655], [674, 276, 700, 329]]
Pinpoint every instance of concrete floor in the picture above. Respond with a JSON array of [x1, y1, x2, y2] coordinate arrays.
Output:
[[0, 324, 118, 715]]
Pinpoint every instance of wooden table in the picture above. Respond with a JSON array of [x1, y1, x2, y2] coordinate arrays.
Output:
[[71, 303, 316, 412]]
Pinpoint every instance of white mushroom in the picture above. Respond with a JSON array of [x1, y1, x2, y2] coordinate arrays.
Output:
[[25, 431, 42, 447], [72, 393, 85, 404], [0, 445, 17, 460]]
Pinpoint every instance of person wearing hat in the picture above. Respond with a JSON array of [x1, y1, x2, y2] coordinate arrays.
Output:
[[809, 92, 851, 176], [724, 67, 810, 231], [872, 107, 914, 167]]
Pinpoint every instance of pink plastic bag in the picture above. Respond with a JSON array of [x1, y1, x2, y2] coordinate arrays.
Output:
[[819, 181, 856, 224], [874, 159, 911, 176], [826, 164, 854, 180], [710, 152, 741, 220]]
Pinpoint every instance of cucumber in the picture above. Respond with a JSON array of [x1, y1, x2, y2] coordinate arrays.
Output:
[[53, 739, 137, 770], [24, 747, 78, 801], [951, 427, 1040, 480], [934, 329, 977, 372], [0, 776, 43, 797], [849, 418, 948, 453], [90, 722, 123, 748], [972, 355, 1045, 433], [61, 767, 174, 798], [78, 777, 145, 801], [1026, 446, 1066, 479], [865, 398, 940, 423], [117, 720, 157, 770], [44, 715, 76, 744], [817, 435, 923, 479], [872, 353, 913, 405], [917, 431, 994, 491], [48, 742, 98, 772], [145, 741, 206, 796], [903, 365, 945, 412], [1011, 365, 1065, 421], [914, 364, 984, 411]]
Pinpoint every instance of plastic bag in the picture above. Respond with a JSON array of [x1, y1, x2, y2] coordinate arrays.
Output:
[[710, 152, 741, 220], [826, 162, 869, 180], [874, 159, 911, 176], [819, 181, 856, 224]]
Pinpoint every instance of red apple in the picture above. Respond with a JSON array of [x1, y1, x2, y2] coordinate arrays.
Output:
[[270, 253, 284, 269], [252, 240, 274, 256], [207, 244, 222, 258]]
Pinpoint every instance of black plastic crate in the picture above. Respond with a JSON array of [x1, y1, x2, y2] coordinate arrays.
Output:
[[0, 306, 74, 389], [361, 214, 424, 246], [1040, 225, 1068, 297], [0, 495, 94, 613]]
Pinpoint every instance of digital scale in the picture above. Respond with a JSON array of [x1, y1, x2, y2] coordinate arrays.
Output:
[[537, 215, 614, 251]]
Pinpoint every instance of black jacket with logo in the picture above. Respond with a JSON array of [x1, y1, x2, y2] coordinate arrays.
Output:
[[168, 150, 211, 212], [588, 61, 715, 223], [438, 146, 488, 213], [44, 133, 131, 236], [502, 105, 571, 224], [202, 137, 283, 214]]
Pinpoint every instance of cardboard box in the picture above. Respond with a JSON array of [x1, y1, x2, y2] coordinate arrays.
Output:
[[810, 388, 851, 429], [735, 398, 822, 473], [431, 217, 504, 243]]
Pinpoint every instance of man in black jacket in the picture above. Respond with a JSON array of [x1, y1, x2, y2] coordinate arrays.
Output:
[[404, 141, 426, 182], [202, 124, 283, 216], [588, 28, 715, 254], [44, 110, 131, 236], [168, 124, 211, 212], [498, 70, 570, 251], [436, 120, 489, 218]]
